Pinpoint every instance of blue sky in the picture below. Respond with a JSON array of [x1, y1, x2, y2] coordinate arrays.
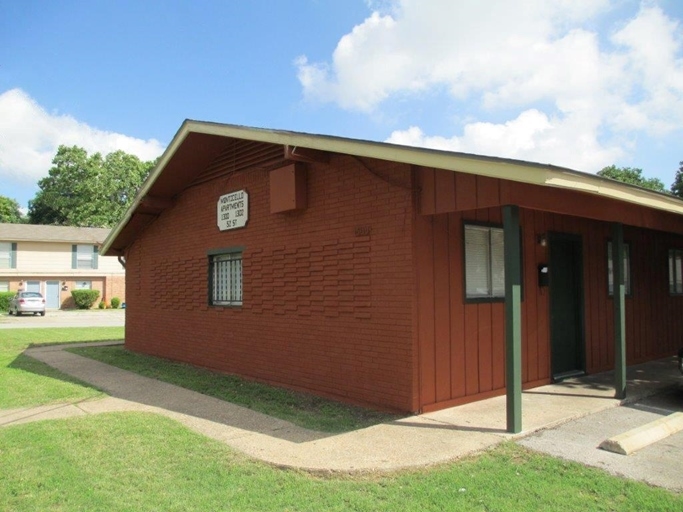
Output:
[[2, 0, 683, 211]]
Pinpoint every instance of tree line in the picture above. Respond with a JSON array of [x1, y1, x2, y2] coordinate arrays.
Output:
[[1, 148, 683, 227], [1, 145, 156, 227]]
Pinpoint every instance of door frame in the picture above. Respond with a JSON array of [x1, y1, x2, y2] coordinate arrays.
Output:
[[548, 232, 586, 381], [46, 280, 61, 309]]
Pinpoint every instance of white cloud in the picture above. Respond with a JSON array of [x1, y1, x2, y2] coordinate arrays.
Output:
[[0, 88, 165, 185], [296, 0, 683, 173], [387, 110, 624, 172]]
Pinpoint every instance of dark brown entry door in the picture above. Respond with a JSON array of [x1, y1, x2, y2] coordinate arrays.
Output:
[[549, 234, 585, 380]]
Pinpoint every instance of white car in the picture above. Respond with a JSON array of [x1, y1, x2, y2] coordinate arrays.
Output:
[[8, 291, 46, 316]]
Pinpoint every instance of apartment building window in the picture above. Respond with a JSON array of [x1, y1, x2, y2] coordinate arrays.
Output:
[[208, 248, 243, 306], [607, 241, 631, 296], [72, 245, 99, 269], [0, 242, 17, 269], [669, 249, 683, 295], [464, 224, 505, 300], [0, 281, 8, 292]]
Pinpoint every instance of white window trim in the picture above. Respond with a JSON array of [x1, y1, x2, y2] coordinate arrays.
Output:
[[76, 245, 94, 269], [0, 242, 13, 269]]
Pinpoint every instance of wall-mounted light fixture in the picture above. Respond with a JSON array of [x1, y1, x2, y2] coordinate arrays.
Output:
[[537, 234, 548, 247]]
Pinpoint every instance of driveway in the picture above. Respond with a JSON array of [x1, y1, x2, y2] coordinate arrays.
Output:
[[519, 384, 683, 492], [0, 309, 125, 329]]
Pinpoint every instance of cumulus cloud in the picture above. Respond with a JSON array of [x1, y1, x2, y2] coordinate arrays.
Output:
[[0, 88, 165, 184], [387, 110, 624, 171], [296, 0, 683, 172]]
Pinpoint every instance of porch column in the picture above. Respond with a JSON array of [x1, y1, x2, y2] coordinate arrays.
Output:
[[612, 222, 627, 399], [503, 205, 522, 433]]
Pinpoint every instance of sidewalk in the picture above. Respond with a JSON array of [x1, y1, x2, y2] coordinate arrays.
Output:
[[2, 342, 680, 472]]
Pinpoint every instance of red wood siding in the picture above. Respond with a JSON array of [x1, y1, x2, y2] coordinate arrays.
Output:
[[419, 167, 683, 235], [417, 171, 683, 411]]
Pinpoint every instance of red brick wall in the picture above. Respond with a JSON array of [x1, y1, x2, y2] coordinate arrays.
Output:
[[125, 154, 418, 412], [104, 275, 126, 305]]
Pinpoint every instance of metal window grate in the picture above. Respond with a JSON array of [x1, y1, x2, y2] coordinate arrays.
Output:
[[211, 252, 243, 305]]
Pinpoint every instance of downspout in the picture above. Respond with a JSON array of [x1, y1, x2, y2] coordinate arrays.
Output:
[[118, 255, 126, 269]]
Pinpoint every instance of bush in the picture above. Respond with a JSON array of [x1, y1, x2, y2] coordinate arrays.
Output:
[[0, 291, 14, 311], [110, 297, 121, 309], [71, 289, 100, 310], [98, 300, 106, 309]]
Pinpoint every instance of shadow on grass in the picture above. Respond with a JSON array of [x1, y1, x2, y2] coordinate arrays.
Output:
[[17, 344, 404, 439], [7, 352, 103, 393]]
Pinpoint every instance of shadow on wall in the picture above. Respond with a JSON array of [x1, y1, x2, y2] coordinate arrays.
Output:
[[60, 296, 78, 310]]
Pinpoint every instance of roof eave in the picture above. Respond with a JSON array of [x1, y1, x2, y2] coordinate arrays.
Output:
[[102, 120, 683, 255]]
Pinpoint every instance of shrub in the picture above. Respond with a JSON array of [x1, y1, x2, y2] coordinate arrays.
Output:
[[98, 300, 106, 309], [71, 289, 100, 309], [0, 291, 14, 311], [110, 297, 121, 309]]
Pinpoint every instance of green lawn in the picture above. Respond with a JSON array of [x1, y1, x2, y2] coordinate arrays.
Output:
[[0, 327, 123, 408], [1, 327, 681, 511], [1, 413, 680, 512], [68, 344, 399, 432]]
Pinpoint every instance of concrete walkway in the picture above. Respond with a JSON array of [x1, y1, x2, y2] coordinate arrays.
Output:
[[2, 342, 680, 472]]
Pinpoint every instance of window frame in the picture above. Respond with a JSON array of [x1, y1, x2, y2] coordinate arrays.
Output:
[[0, 242, 17, 269], [208, 247, 244, 307], [463, 222, 508, 303], [668, 249, 683, 296], [607, 240, 632, 297], [72, 244, 99, 270]]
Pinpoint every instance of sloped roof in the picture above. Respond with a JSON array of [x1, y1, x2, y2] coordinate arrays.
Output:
[[0, 223, 111, 244], [102, 120, 683, 256]]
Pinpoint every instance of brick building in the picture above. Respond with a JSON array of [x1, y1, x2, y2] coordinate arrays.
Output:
[[103, 120, 683, 418]]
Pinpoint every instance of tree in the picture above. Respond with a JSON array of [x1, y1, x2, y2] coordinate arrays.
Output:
[[670, 161, 683, 198], [0, 195, 24, 223], [596, 165, 666, 193], [28, 145, 155, 227]]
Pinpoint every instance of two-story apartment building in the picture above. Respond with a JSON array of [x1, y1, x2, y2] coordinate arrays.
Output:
[[0, 223, 125, 309]]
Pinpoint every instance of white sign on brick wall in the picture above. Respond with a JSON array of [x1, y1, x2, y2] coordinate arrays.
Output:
[[217, 190, 249, 231]]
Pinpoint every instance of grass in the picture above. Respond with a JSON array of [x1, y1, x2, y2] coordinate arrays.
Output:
[[68, 344, 401, 432], [0, 413, 680, 512], [0, 327, 123, 409], [1, 327, 681, 510]]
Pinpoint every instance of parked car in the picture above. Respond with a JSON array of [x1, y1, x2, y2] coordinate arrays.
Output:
[[8, 291, 46, 316]]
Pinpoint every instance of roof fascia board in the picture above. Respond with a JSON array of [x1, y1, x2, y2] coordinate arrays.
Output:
[[102, 121, 196, 255], [103, 120, 683, 255], [188, 121, 683, 214]]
